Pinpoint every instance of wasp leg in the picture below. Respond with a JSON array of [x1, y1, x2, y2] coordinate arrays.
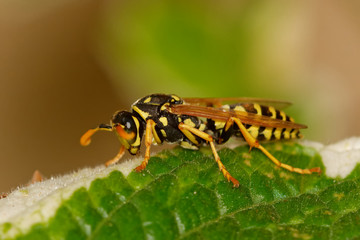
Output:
[[80, 124, 127, 167], [105, 145, 126, 167], [80, 124, 113, 146], [134, 119, 156, 172], [178, 123, 240, 187], [230, 117, 321, 174]]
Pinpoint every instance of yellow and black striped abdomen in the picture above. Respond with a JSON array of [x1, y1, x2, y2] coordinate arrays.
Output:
[[208, 103, 302, 144], [233, 103, 301, 141]]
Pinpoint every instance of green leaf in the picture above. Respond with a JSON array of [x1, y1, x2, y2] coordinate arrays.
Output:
[[1, 142, 360, 239]]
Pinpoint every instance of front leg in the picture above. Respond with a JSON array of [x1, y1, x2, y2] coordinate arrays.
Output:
[[105, 145, 126, 167], [134, 119, 156, 172]]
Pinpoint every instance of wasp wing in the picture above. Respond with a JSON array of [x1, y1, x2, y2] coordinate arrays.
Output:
[[183, 97, 292, 109], [168, 104, 307, 129]]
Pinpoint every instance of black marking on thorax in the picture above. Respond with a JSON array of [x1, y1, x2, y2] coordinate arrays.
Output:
[[131, 94, 205, 145]]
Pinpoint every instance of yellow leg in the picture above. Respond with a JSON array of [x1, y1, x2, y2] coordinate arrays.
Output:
[[105, 145, 126, 167], [134, 119, 155, 172], [178, 123, 240, 187], [231, 117, 321, 174], [80, 124, 128, 167]]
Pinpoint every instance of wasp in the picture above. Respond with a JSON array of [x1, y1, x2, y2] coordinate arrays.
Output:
[[80, 94, 320, 187]]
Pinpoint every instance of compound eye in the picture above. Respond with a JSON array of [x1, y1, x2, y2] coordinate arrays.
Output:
[[112, 111, 136, 139], [112, 111, 132, 126], [125, 121, 132, 131], [123, 117, 136, 133]]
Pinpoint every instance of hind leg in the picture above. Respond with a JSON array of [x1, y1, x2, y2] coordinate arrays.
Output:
[[228, 117, 321, 174]]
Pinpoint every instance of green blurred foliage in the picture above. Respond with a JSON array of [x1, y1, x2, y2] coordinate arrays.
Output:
[[98, 1, 294, 97], [97, 0, 316, 137]]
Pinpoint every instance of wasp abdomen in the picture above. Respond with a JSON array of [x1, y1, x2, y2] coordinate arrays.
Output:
[[209, 103, 301, 144]]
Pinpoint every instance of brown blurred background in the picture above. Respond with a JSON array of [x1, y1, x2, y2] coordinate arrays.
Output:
[[0, 0, 359, 193]]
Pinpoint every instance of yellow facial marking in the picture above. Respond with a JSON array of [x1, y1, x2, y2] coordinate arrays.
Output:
[[132, 117, 139, 128], [131, 116, 141, 147], [133, 106, 150, 120], [159, 117, 168, 126]]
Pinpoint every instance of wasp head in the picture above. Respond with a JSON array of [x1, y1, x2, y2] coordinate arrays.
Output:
[[111, 111, 144, 155]]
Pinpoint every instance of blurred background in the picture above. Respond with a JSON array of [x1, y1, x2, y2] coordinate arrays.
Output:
[[0, 0, 359, 193]]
